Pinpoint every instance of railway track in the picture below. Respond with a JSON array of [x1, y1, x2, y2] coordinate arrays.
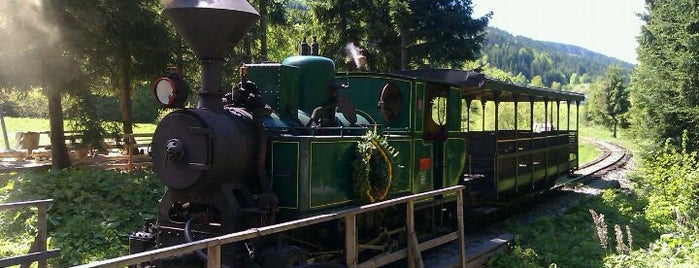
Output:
[[577, 137, 630, 178], [423, 138, 631, 268], [551, 137, 631, 190]]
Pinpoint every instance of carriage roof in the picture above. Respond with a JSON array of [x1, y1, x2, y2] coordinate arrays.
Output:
[[394, 69, 585, 102]]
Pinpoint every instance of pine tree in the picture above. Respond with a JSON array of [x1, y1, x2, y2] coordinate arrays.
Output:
[[48, 0, 174, 142], [588, 66, 631, 138], [630, 0, 699, 149], [603, 65, 630, 138]]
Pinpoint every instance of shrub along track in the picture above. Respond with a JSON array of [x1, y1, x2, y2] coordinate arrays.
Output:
[[421, 138, 632, 268]]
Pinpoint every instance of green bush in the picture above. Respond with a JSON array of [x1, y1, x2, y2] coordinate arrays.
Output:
[[1, 87, 50, 118], [66, 84, 161, 124], [487, 188, 653, 268], [1, 83, 161, 123], [634, 131, 699, 232], [132, 82, 161, 123], [605, 232, 699, 267], [600, 131, 699, 266], [0, 169, 164, 266]]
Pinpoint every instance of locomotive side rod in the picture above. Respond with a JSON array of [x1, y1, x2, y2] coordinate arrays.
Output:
[[74, 185, 467, 268]]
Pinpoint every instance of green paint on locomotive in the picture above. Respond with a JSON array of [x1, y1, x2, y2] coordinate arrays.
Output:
[[270, 136, 415, 214], [282, 56, 336, 113], [413, 82, 426, 133], [386, 140, 412, 195], [337, 75, 413, 128], [411, 140, 433, 193], [308, 141, 355, 208], [245, 63, 300, 123], [256, 64, 474, 214], [271, 141, 300, 209], [443, 138, 466, 188], [246, 56, 337, 123]]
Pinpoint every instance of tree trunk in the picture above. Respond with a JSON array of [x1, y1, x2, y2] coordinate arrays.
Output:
[[613, 121, 618, 138], [0, 104, 9, 150], [259, 0, 268, 62], [243, 35, 253, 63], [47, 88, 71, 169], [400, 33, 408, 71], [177, 38, 184, 68], [117, 52, 134, 143]]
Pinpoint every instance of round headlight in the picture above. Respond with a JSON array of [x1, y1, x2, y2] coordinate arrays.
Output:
[[154, 77, 177, 106]]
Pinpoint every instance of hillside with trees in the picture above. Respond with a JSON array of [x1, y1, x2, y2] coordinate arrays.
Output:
[[480, 27, 634, 88]]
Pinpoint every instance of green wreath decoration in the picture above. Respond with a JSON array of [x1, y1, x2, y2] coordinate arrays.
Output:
[[352, 131, 400, 204]]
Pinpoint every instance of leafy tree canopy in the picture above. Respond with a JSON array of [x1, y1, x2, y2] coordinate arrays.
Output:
[[309, 0, 490, 72]]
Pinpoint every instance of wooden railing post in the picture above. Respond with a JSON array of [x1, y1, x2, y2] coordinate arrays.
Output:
[[457, 190, 466, 268], [0, 200, 60, 268], [345, 214, 357, 268], [126, 134, 133, 172], [406, 199, 423, 268], [206, 245, 221, 268], [37, 202, 48, 268]]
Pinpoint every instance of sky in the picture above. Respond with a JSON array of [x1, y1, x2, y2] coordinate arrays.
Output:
[[471, 0, 646, 64]]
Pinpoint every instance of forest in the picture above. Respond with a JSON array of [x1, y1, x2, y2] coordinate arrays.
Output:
[[1, 0, 699, 267], [481, 27, 634, 88]]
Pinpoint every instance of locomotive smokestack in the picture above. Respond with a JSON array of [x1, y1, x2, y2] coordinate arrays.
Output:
[[162, 0, 259, 111]]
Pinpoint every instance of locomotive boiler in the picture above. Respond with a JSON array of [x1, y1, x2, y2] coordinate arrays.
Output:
[[130, 0, 585, 266]]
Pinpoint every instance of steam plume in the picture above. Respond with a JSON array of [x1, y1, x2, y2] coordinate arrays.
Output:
[[0, 0, 65, 87], [0, 0, 60, 51], [345, 42, 367, 70]]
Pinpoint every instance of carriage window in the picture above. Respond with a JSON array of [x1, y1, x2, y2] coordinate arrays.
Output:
[[379, 83, 403, 124], [430, 96, 447, 126]]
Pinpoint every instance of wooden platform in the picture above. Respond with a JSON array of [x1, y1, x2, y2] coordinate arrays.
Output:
[[463, 233, 514, 268], [0, 150, 27, 161]]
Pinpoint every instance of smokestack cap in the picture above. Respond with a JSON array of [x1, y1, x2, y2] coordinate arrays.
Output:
[[163, 0, 260, 60]]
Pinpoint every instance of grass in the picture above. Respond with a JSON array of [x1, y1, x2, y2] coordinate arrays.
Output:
[[579, 123, 641, 155], [488, 190, 653, 268], [577, 123, 640, 165], [0, 117, 156, 150], [578, 140, 600, 164]]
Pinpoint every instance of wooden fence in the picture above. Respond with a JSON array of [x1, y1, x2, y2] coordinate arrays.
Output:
[[0, 199, 61, 268], [1, 131, 153, 171], [74, 186, 467, 268]]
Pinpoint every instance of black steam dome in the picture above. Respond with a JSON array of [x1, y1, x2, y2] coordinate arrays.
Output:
[[163, 0, 260, 60]]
